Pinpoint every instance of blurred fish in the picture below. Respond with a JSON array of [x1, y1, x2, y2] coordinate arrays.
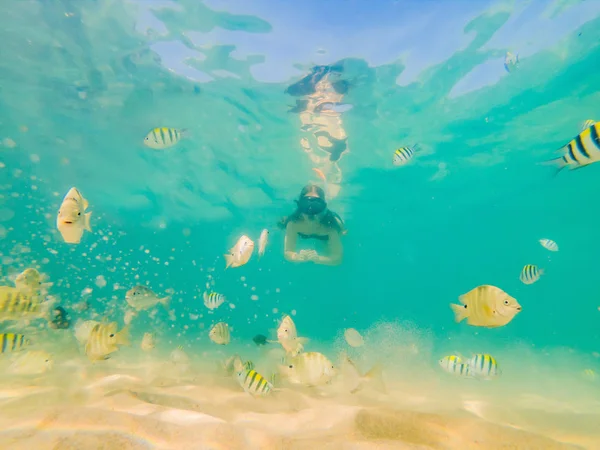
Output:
[[14, 268, 51, 297], [170, 345, 190, 365], [252, 334, 270, 346], [279, 351, 336, 387], [277, 314, 308, 356], [504, 51, 519, 73], [582, 369, 597, 381], [209, 322, 230, 345], [466, 354, 501, 379], [8, 350, 53, 375], [125, 285, 170, 312], [203, 291, 225, 311], [544, 121, 600, 174], [439, 355, 472, 377], [581, 119, 595, 132], [344, 328, 364, 347], [71, 299, 90, 313], [539, 238, 559, 252], [450, 285, 522, 328], [258, 229, 269, 259], [141, 332, 155, 351], [222, 354, 244, 376], [243, 360, 255, 371], [49, 306, 70, 329], [143, 127, 187, 150], [0, 333, 30, 353], [74, 319, 100, 344], [392, 145, 419, 166], [0, 286, 54, 322], [339, 353, 385, 394], [520, 264, 543, 285], [123, 309, 137, 325], [56, 187, 92, 244], [85, 322, 130, 361], [225, 235, 254, 269], [236, 368, 273, 396]]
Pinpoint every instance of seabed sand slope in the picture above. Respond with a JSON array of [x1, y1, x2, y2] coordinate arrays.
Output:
[[0, 355, 598, 450]]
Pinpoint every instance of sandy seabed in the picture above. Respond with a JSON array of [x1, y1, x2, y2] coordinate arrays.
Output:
[[0, 349, 599, 450]]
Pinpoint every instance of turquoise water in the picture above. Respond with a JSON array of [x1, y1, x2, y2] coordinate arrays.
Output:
[[1, 1, 600, 448]]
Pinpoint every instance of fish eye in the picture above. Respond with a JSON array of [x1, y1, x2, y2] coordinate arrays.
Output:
[[288, 365, 293, 369], [504, 300, 509, 305], [109, 333, 115, 338], [77, 212, 81, 216]]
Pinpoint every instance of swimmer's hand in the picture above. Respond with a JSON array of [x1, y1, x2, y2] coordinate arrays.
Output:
[[298, 249, 319, 262]]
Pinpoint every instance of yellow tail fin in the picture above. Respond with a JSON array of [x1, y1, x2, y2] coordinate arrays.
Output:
[[117, 326, 130, 346], [363, 363, 386, 394], [450, 303, 468, 323], [224, 253, 234, 269]]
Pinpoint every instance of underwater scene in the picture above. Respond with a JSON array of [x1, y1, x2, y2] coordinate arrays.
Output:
[[1, 0, 600, 449]]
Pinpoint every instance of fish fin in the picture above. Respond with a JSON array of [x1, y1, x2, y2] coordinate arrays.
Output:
[[450, 303, 468, 323], [297, 337, 309, 346], [412, 143, 421, 152], [116, 327, 130, 346], [362, 362, 386, 394], [84, 212, 93, 232], [82, 197, 89, 210], [458, 294, 467, 305], [265, 339, 277, 344], [160, 296, 171, 308], [180, 128, 190, 138], [224, 253, 234, 269], [540, 156, 569, 178]]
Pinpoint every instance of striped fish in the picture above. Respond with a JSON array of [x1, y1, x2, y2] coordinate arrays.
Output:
[[0, 286, 52, 322], [546, 121, 600, 173], [0, 333, 30, 353], [85, 322, 130, 361], [236, 368, 273, 396], [466, 354, 501, 379], [203, 291, 225, 311], [143, 127, 185, 150], [520, 264, 543, 285], [539, 238, 559, 252], [243, 360, 254, 371], [392, 145, 418, 166], [581, 119, 596, 132], [438, 355, 463, 374], [209, 322, 230, 345]]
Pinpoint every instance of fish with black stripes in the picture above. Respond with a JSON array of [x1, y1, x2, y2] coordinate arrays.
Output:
[[236, 367, 274, 396], [0, 333, 31, 353], [520, 264, 543, 285], [545, 121, 600, 174], [0, 286, 54, 322], [392, 144, 420, 166], [143, 127, 188, 150], [466, 353, 501, 379]]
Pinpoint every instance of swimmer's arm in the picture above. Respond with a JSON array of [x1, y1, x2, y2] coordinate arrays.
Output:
[[314, 231, 343, 266], [284, 223, 303, 262]]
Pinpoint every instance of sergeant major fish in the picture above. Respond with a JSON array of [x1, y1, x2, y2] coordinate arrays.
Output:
[[85, 322, 130, 361], [0, 286, 54, 322], [209, 322, 230, 345], [56, 187, 92, 244], [203, 291, 225, 311], [0, 333, 30, 353], [545, 121, 600, 174], [539, 238, 559, 252], [466, 353, 501, 379], [520, 264, 543, 285], [143, 127, 187, 150], [450, 284, 522, 328], [392, 145, 419, 167]]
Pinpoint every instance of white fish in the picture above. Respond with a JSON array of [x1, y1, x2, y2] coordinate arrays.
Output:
[[439, 355, 472, 377], [392, 145, 418, 166], [224, 235, 254, 269], [539, 238, 559, 252], [466, 354, 501, 379], [8, 350, 54, 375], [56, 187, 92, 244], [143, 127, 186, 150], [203, 291, 225, 311], [141, 332, 155, 351], [504, 51, 519, 73], [519, 264, 543, 285], [339, 353, 385, 394], [277, 314, 308, 356], [343, 328, 364, 347], [258, 229, 269, 259], [236, 368, 273, 396], [125, 285, 170, 311], [279, 351, 336, 386], [209, 322, 230, 345]]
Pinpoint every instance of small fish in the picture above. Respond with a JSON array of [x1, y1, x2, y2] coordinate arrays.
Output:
[[466, 354, 501, 379], [279, 351, 336, 387], [0, 333, 30, 353], [582, 369, 597, 381], [504, 51, 519, 73], [74, 319, 100, 344], [56, 187, 92, 244], [0, 286, 54, 322], [203, 291, 225, 311], [520, 264, 543, 285], [252, 334, 270, 346], [544, 121, 600, 174], [125, 285, 170, 312], [8, 350, 53, 375], [439, 355, 468, 375], [141, 332, 155, 351], [209, 322, 230, 345], [277, 314, 308, 356], [343, 328, 364, 348], [123, 309, 137, 325], [222, 354, 244, 376], [581, 119, 595, 132], [14, 268, 51, 297], [392, 145, 418, 166], [450, 284, 522, 328], [224, 235, 255, 269], [170, 345, 190, 365], [539, 238, 559, 252], [143, 127, 187, 150], [258, 229, 269, 259], [236, 368, 273, 396], [85, 322, 130, 361], [339, 353, 385, 394]]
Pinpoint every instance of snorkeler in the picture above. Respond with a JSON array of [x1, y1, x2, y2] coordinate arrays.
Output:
[[278, 184, 345, 266]]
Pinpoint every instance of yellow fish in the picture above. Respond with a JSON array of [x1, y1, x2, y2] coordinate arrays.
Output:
[[546, 121, 600, 174], [0, 333, 31, 353], [8, 350, 53, 375], [450, 284, 522, 328], [143, 127, 187, 150], [85, 322, 130, 361], [279, 351, 336, 387], [0, 286, 54, 322], [208, 322, 230, 345]]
